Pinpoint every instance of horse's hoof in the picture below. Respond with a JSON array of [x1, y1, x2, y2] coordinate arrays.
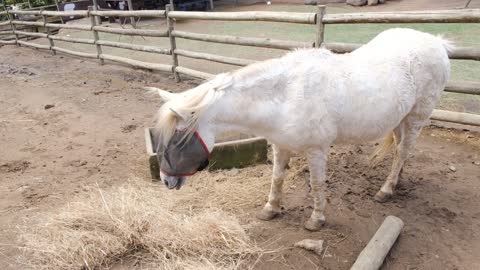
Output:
[[256, 208, 280, 221], [374, 190, 392, 203], [304, 217, 325, 231]]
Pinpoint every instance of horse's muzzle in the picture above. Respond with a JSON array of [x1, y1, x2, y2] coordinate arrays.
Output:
[[162, 174, 186, 190]]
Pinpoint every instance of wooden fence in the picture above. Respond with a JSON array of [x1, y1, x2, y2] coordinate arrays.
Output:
[[1, 7, 479, 126]]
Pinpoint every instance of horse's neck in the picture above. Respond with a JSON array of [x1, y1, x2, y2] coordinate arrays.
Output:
[[208, 72, 286, 136]]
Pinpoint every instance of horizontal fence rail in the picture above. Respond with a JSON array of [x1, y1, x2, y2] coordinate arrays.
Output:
[[168, 11, 316, 24], [323, 10, 480, 24], [323, 42, 480, 60], [175, 49, 257, 66], [172, 30, 313, 50], [1, 7, 479, 127]]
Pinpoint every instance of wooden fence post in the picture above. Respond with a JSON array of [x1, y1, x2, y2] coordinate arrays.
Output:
[[6, 10, 19, 46], [41, 10, 56, 55], [92, 0, 102, 25], [127, 0, 136, 27], [315, 5, 326, 48], [88, 7, 104, 64], [166, 4, 180, 82], [53, 0, 64, 24]]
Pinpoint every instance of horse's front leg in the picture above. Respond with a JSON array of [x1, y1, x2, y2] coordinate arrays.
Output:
[[257, 144, 291, 221], [305, 149, 328, 231]]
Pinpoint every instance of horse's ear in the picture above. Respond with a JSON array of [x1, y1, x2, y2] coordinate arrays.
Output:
[[169, 108, 187, 121], [144, 87, 177, 102]]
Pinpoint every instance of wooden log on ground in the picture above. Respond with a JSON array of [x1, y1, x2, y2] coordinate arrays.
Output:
[[168, 11, 316, 24], [445, 81, 480, 95], [0, 11, 7, 16], [17, 40, 50, 50], [175, 66, 214, 80], [51, 46, 98, 59], [96, 40, 171, 54], [100, 54, 173, 72], [172, 30, 312, 50], [49, 35, 95, 44], [0, 21, 11, 26], [14, 30, 48, 38], [93, 26, 168, 37], [431, 109, 480, 126], [90, 10, 166, 17], [323, 11, 480, 24], [350, 216, 404, 270], [175, 49, 256, 66]]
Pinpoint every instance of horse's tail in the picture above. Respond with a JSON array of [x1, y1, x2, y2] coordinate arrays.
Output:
[[369, 132, 395, 167]]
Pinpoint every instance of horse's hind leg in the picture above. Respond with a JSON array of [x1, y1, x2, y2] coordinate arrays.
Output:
[[375, 115, 425, 202], [257, 144, 291, 221]]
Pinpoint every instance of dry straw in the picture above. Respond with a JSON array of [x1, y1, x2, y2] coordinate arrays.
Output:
[[18, 179, 262, 270]]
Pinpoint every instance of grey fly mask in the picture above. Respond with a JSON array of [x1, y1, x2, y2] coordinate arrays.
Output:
[[156, 129, 210, 179]]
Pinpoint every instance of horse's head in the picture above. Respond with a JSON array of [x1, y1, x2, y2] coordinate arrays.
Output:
[[147, 81, 226, 189]]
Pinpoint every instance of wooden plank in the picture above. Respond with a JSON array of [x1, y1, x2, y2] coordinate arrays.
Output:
[[431, 109, 480, 126], [0, 39, 16, 45], [323, 10, 480, 24], [351, 216, 404, 270], [168, 11, 316, 24], [41, 10, 89, 17], [45, 23, 92, 31], [14, 30, 48, 38], [0, 21, 11, 26], [449, 46, 480, 60], [51, 46, 98, 59], [49, 35, 95, 44], [175, 49, 256, 66], [445, 81, 480, 95], [96, 40, 171, 54], [100, 54, 173, 72], [0, 30, 14, 35], [17, 40, 50, 50], [323, 42, 480, 61], [93, 26, 168, 37], [12, 20, 44, 27], [10, 10, 41, 15], [172, 30, 312, 50], [175, 66, 215, 80], [90, 10, 166, 17]]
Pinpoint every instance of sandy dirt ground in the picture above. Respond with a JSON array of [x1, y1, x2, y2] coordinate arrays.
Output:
[[1, 0, 480, 269], [1, 41, 480, 270]]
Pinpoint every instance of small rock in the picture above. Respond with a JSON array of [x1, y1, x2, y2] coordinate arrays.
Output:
[[467, 134, 474, 138], [304, 0, 317, 5], [368, 0, 379, 5], [294, 239, 324, 255], [44, 104, 55, 110], [449, 165, 457, 172]]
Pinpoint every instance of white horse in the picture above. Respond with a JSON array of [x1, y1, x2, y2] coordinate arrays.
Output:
[[150, 28, 451, 231]]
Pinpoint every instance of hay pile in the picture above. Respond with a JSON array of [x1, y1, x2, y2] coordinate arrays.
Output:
[[19, 180, 261, 270]]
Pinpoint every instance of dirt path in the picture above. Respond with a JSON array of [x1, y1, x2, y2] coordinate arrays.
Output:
[[1, 44, 480, 269]]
